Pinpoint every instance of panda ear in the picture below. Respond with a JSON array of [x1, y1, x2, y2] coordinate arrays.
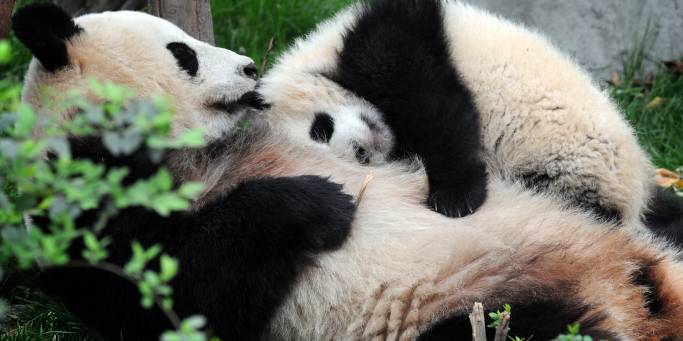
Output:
[[12, 4, 83, 72]]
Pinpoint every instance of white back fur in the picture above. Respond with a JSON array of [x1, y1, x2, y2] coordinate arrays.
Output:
[[260, 1, 655, 231]]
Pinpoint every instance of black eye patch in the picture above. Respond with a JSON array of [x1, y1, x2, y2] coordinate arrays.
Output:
[[167, 42, 199, 77], [309, 112, 335, 144]]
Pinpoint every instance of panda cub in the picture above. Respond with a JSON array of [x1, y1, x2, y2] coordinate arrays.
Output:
[[13, 4, 355, 340], [287, 0, 489, 219], [260, 0, 654, 231]]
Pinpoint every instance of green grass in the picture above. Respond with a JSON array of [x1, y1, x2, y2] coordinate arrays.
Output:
[[610, 55, 683, 170], [0, 283, 100, 341], [211, 0, 353, 72]]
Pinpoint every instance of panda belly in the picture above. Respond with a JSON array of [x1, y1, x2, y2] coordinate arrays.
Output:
[[263, 169, 683, 340], [442, 2, 653, 230]]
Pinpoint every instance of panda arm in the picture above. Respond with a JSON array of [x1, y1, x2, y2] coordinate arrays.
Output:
[[334, 0, 488, 217], [157, 175, 355, 338], [40, 136, 356, 339]]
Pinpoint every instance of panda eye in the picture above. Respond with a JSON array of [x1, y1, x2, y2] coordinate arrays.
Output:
[[309, 112, 335, 144], [167, 42, 199, 77]]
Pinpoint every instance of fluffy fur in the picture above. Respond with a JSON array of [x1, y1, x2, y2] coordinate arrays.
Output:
[[260, 0, 655, 230], [644, 188, 683, 246], [14, 5, 355, 339], [331, 0, 488, 218], [17, 4, 257, 142], [17, 3, 683, 340], [166, 123, 683, 340], [38, 136, 355, 340]]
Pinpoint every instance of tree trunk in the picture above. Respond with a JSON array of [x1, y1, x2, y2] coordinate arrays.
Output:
[[54, 0, 146, 16], [0, 0, 17, 39], [148, 0, 214, 45]]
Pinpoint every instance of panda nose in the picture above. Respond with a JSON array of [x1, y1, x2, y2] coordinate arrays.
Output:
[[241, 63, 258, 80]]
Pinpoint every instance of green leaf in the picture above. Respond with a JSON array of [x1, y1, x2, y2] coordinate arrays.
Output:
[[152, 194, 190, 216], [153, 169, 174, 191], [160, 333, 181, 341], [567, 323, 580, 335], [178, 182, 204, 199], [0, 40, 11, 64], [144, 244, 162, 261], [177, 129, 206, 148], [182, 315, 207, 331], [14, 105, 37, 137], [160, 254, 179, 282], [503, 303, 512, 314]]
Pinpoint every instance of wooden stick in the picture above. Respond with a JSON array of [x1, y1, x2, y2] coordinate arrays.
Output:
[[356, 174, 374, 206], [469, 302, 487, 341], [260, 36, 275, 74], [493, 312, 510, 341]]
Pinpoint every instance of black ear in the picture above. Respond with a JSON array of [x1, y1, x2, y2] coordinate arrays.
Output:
[[12, 4, 83, 72]]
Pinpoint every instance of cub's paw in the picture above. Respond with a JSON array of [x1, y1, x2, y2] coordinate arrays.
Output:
[[427, 180, 487, 218]]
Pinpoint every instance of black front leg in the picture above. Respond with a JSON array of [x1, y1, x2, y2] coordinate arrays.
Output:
[[425, 157, 488, 218], [171, 175, 356, 339]]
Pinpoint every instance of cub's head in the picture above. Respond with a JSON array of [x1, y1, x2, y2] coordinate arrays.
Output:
[[259, 72, 394, 165], [308, 102, 393, 165], [13, 3, 262, 141]]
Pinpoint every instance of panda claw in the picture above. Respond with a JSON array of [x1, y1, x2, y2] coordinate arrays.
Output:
[[426, 183, 486, 218]]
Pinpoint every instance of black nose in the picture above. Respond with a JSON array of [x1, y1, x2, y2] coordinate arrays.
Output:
[[242, 63, 258, 80]]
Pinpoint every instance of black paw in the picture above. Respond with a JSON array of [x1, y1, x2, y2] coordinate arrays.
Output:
[[290, 176, 356, 251], [427, 180, 487, 218]]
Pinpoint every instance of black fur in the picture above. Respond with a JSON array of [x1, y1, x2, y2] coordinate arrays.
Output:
[[521, 171, 623, 224], [333, 0, 488, 218], [167, 42, 199, 77], [418, 299, 615, 341], [644, 187, 683, 247], [310, 112, 335, 143], [631, 260, 665, 317], [37, 136, 356, 339], [12, 4, 83, 72]]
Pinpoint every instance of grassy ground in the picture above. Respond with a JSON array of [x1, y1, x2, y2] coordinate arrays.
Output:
[[610, 53, 683, 170], [212, 0, 352, 72], [0, 1, 682, 340]]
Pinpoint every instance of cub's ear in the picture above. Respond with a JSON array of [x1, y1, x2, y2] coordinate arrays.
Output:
[[12, 4, 83, 72]]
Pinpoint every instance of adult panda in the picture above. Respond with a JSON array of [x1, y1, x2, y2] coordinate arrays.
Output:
[[13, 4, 357, 340], [14, 4, 683, 341], [259, 0, 655, 233]]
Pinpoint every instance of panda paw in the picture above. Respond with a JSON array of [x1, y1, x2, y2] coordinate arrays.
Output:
[[293, 176, 356, 251], [246, 176, 356, 253], [427, 180, 487, 218]]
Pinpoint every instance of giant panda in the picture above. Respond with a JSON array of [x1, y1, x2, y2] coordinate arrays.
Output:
[[259, 0, 655, 233], [13, 4, 357, 340], [14, 3, 683, 341]]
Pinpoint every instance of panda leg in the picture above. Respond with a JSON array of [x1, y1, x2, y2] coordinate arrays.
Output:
[[38, 136, 357, 339], [333, 0, 488, 218], [643, 187, 683, 246]]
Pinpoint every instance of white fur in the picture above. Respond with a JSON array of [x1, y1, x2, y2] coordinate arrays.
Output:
[[254, 134, 683, 340], [260, 1, 655, 232]]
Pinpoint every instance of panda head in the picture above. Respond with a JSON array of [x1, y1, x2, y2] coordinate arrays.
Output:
[[260, 72, 394, 165], [308, 101, 393, 165], [13, 3, 261, 141]]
